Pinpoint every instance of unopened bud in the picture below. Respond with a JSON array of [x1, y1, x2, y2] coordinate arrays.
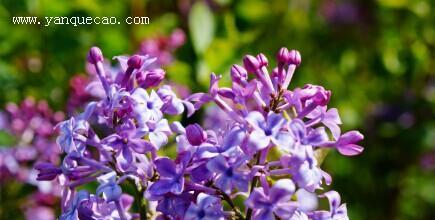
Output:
[[288, 50, 301, 66], [87, 47, 103, 64]]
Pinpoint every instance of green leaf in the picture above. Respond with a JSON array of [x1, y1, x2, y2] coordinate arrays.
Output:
[[188, 1, 215, 55]]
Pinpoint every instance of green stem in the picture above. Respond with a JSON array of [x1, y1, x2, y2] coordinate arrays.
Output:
[[211, 185, 245, 220], [127, 178, 147, 220]]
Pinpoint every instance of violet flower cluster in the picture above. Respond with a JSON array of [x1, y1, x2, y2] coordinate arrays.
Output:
[[0, 98, 65, 220], [36, 46, 363, 220]]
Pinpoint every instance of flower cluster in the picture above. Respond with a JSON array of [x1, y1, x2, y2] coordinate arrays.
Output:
[[139, 28, 186, 67], [67, 29, 186, 113], [36, 47, 363, 220], [0, 98, 65, 219]]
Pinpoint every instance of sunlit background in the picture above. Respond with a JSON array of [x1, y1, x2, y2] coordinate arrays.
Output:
[[0, 0, 434, 219]]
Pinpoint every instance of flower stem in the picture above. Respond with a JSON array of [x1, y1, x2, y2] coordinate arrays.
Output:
[[211, 185, 245, 220]]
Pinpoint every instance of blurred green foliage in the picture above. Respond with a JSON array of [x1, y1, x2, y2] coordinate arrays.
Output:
[[0, 0, 434, 219]]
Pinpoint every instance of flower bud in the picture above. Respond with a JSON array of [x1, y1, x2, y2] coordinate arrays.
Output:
[[230, 64, 248, 84], [288, 49, 301, 66], [256, 53, 268, 67], [87, 47, 103, 64], [313, 89, 331, 106], [243, 55, 261, 73], [277, 47, 289, 64], [127, 55, 143, 69], [34, 162, 62, 181], [137, 68, 166, 88], [185, 123, 207, 146]]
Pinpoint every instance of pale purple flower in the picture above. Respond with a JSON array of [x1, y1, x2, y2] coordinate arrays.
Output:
[[246, 111, 290, 151], [245, 179, 298, 220], [158, 85, 194, 116], [185, 193, 224, 220], [147, 157, 186, 196], [206, 155, 248, 193], [60, 190, 90, 220], [278, 118, 329, 154], [311, 191, 348, 220], [96, 172, 122, 203], [156, 192, 193, 217], [141, 119, 171, 149], [34, 162, 62, 181], [102, 120, 154, 171], [335, 131, 364, 156], [55, 118, 86, 154], [131, 88, 164, 122]]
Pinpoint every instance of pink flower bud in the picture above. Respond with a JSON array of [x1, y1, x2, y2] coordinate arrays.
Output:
[[288, 49, 302, 66], [243, 55, 261, 73], [87, 47, 103, 64]]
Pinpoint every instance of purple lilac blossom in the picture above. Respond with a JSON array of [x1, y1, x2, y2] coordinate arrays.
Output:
[[0, 98, 64, 219], [36, 47, 363, 219]]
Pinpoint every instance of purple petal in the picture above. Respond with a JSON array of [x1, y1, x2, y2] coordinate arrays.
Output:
[[246, 111, 266, 130], [149, 132, 168, 149], [171, 178, 184, 194], [304, 127, 328, 146], [248, 130, 270, 150], [323, 108, 342, 140], [322, 190, 341, 212], [206, 156, 228, 173], [337, 144, 364, 156], [337, 131, 364, 145], [289, 119, 306, 141], [191, 164, 212, 182], [269, 179, 295, 203], [127, 139, 152, 154], [117, 147, 133, 171], [148, 179, 175, 195], [253, 209, 274, 220], [274, 202, 298, 219], [183, 101, 195, 117], [273, 131, 295, 152], [222, 128, 245, 151], [233, 174, 249, 192], [155, 158, 177, 177], [197, 193, 219, 209], [245, 188, 268, 209], [266, 112, 285, 132], [215, 175, 232, 193]]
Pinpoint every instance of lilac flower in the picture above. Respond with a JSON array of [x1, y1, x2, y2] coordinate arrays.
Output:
[[246, 111, 290, 151], [35, 47, 362, 220], [158, 85, 194, 116], [196, 126, 245, 160], [156, 192, 193, 217], [102, 121, 154, 171], [185, 123, 207, 146], [136, 68, 165, 88], [311, 191, 348, 220], [96, 172, 122, 203], [274, 118, 329, 158], [185, 193, 225, 220], [34, 162, 62, 181], [141, 119, 171, 149], [60, 190, 90, 220], [206, 155, 248, 193], [55, 117, 86, 154], [147, 157, 186, 196], [131, 88, 164, 122], [335, 131, 364, 156], [291, 159, 324, 192], [245, 179, 298, 220]]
